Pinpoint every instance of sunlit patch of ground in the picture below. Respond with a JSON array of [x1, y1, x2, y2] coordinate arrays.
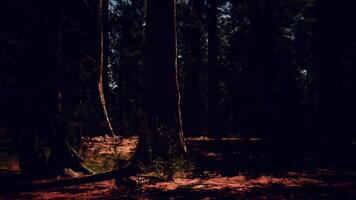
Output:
[[129, 169, 355, 199], [138, 167, 349, 192], [3, 170, 355, 200], [139, 174, 324, 192], [186, 136, 262, 142], [80, 136, 138, 172], [82, 136, 138, 156], [0, 136, 355, 199]]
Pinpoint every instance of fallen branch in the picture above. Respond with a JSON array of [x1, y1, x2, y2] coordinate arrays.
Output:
[[1, 164, 167, 194], [1, 170, 118, 194]]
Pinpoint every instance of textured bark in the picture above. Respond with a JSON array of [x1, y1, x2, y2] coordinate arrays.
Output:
[[134, 0, 187, 164]]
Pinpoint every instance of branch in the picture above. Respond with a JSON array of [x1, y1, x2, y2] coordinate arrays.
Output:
[[1, 171, 117, 194]]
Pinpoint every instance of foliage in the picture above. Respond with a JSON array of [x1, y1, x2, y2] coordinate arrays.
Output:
[[135, 155, 195, 180]]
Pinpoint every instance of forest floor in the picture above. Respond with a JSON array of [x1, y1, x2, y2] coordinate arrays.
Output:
[[0, 133, 355, 199]]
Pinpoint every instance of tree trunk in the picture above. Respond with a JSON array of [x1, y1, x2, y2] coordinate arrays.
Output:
[[314, 0, 343, 149], [183, 0, 204, 136], [17, 1, 95, 176], [134, 0, 187, 165], [208, 0, 219, 137], [47, 16, 92, 175], [102, 0, 110, 99], [315, 0, 356, 148], [98, 0, 115, 136]]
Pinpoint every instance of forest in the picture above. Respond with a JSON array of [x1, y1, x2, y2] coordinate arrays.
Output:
[[0, 0, 355, 199]]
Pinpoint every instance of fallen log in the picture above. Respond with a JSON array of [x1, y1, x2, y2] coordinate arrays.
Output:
[[0, 170, 118, 194]]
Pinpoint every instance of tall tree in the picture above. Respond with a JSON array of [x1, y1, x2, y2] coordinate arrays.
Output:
[[5, 0, 117, 176], [10, 0, 95, 176], [207, 0, 219, 137], [183, 0, 204, 136], [98, 0, 115, 136], [314, 0, 356, 148], [134, 0, 187, 165]]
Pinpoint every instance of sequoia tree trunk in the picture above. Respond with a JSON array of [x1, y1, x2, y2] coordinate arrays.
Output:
[[134, 0, 187, 165]]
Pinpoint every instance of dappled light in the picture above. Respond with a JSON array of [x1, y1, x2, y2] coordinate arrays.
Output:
[[141, 174, 324, 192], [1, 136, 355, 199], [1, 0, 356, 199]]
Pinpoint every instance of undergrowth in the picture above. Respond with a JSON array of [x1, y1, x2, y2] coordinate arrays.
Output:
[[135, 156, 196, 180]]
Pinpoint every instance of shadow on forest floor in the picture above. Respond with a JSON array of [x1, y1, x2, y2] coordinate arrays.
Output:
[[0, 135, 355, 199]]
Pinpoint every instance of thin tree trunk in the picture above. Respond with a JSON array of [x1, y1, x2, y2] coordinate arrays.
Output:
[[98, 0, 115, 136], [102, 0, 110, 99]]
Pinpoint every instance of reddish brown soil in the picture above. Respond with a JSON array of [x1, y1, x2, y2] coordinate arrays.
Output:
[[0, 136, 355, 199]]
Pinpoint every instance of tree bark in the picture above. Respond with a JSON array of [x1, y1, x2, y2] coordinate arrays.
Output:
[[208, 0, 219, 137], [98, 0, 115, 136], [183, 0, 204, 136], [134, 0, 187, 165]]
